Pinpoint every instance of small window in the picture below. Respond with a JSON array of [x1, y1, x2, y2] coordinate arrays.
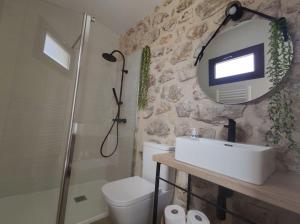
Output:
[[209, 43, 264, 86], [43, 33, 71, 70]]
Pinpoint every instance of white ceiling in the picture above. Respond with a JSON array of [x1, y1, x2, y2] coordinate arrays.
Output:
[[46, 0, 162, 35]]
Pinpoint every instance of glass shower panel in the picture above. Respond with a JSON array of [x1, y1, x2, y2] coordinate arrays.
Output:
[[0, 0, 84, 223], [64, 23, 140, 223]]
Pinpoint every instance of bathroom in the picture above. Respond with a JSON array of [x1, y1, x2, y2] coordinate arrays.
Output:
[[0, 0, 300, 223]]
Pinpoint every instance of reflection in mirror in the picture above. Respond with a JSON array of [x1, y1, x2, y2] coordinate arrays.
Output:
[[197, 19, 293, 105], [215, 54, 255, 79]]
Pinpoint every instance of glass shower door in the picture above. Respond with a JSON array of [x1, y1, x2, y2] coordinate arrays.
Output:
[[63, 32, 141, 223], [0, 0, 86, 223]]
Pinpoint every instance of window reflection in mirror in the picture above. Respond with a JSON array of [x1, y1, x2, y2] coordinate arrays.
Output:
[[215, 54, 255, 79], [196, 19, 293, 105]]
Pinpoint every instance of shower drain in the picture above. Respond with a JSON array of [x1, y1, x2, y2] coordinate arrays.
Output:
[[74, 195, 87, 203]]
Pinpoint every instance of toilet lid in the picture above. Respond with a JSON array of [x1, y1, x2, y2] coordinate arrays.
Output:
[[102, 176, 155, 207]]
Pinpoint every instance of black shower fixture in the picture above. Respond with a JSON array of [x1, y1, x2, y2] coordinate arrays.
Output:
[[100, 50, 128, 158], [102, 50, 128, 73], [102, 53, 117, 62], [194, 1, 290, 66]]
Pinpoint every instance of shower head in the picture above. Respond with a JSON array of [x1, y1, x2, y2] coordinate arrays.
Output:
[[102, 50, 128, 74], [102, 53, 117, 62]]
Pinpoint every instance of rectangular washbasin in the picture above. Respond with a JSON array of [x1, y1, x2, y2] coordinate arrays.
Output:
[[175, 137, 275, 185]]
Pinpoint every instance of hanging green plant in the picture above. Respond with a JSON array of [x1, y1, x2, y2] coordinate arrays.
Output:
[[266, 18, 296, 150], [138, 46, 151, 110]]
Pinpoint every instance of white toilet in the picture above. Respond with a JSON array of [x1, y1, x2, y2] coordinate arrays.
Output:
[[102, 142, 175, 224]]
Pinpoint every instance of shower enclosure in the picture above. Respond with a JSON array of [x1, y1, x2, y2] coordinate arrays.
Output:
[[0, 0, 139, 223]]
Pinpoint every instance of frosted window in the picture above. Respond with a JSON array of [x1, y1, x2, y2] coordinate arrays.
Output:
[[43, 33, 70, 70], [215, 53, 255, 79]]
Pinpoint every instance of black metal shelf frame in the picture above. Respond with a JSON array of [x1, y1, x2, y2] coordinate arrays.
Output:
[[152, 162, 256, 224]]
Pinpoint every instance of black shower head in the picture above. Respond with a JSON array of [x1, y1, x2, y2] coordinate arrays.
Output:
[[102, 53, 117, 62]]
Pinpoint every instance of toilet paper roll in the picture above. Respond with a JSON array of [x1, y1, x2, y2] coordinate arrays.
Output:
[[164, 205, 186, 224], [187, 210, 210, 224]]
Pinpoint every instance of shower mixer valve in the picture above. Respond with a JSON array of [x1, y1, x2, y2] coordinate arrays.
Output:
[[113, 118, 127, 124]]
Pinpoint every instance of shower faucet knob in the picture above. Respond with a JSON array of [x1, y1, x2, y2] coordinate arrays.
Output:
[[113, 118, 127, 124]]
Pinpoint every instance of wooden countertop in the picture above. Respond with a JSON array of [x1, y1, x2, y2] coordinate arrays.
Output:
[[153, 153, 300, 215]]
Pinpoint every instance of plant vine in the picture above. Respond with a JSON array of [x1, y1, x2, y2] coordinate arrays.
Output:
[[138, 46, 151, 110], [266, 18, 296, 150]]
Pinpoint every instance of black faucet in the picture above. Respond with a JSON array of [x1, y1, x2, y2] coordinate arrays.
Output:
[[216, 118, 236, 220], [224, 118, 236, 142]]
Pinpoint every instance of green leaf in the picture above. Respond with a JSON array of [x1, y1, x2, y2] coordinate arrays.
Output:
[[138, 46, 151, 110], [266, 20, 298, 152]]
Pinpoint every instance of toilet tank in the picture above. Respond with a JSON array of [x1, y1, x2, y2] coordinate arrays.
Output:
[[142, 142, 175, 191]]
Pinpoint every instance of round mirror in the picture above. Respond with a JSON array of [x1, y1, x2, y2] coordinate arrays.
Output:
[[197, 19, 293, 104]]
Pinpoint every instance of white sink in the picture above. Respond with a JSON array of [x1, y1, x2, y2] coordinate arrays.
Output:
[[175, 137, 275, 185]]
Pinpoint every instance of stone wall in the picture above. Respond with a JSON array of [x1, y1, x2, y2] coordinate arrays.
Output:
[[120, 0, 300, 223]]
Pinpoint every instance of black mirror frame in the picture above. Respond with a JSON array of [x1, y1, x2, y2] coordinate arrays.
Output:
[[194, 1, 289, 66]]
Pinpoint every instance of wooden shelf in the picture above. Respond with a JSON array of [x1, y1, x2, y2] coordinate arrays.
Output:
[[153, 153, 300, 215]]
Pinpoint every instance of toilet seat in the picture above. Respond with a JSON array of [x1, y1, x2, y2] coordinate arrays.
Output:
[[102, 176, 154, 207]]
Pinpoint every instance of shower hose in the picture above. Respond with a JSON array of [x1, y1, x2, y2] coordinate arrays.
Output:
[[99, 105, 120, 158]]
